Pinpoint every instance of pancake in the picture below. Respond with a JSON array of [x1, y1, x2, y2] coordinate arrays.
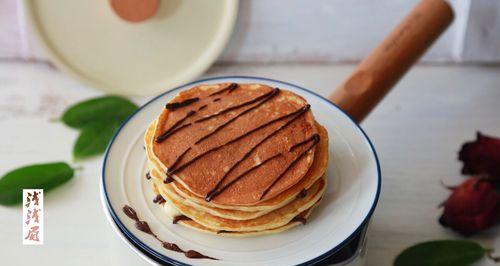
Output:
[[150, 175, 326, 232], [151, 83, 319, 206], [144, 120, 329, 212], [149, 169, 271, 220], [169, 202, 320, 237], [151, 181, 320, 237], [143, 82, 330, 237]]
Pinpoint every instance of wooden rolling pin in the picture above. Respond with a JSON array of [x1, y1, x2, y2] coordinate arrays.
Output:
[[329, 0, 454, 123]]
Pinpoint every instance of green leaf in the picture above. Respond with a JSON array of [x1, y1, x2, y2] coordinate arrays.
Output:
[[73, 120, 121, 159], [62, 95, 137, 128], [0, 162, 74, 206], [394, 240, 486, 266]]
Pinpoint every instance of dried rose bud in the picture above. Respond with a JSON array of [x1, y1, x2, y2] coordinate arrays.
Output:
[[459, 132, 500, 178], [439, 177, 499, 236]]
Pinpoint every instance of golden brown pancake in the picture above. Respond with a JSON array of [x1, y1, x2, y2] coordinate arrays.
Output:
[[145, 120, 329, 212], [171, 203, 319, 237], [144, 82, 329, 237], [149, 169, 270, 220], [151, 179, 320, 237], [150, 175, 326, 232], [152, 83, 319, 205]]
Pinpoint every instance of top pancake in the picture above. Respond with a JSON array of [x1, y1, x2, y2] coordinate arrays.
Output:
[[152, 83, 318, 206], [145, 120, 329, 212]]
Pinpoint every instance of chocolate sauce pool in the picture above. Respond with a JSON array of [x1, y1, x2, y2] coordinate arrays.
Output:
[[122, 205, 217, 260]]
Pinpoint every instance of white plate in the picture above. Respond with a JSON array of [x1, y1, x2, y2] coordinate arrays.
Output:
[[101, 76, 381, 265], [24, 0, 238, 96]]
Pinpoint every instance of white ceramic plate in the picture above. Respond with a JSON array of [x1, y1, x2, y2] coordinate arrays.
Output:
[[101, 76, 381, 265], [23, 0, 238, 96]]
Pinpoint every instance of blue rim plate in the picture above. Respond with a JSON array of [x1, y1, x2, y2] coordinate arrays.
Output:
[[100, 76, 381, 266]]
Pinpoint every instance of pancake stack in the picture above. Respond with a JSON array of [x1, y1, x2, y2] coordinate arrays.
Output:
[[144, 83, 329, 237]]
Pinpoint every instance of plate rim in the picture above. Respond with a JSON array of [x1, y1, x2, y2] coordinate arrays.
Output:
[[101, 75, 382, 266], [22, 0, 239, 96]]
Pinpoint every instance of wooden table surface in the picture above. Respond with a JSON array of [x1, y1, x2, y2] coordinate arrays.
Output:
[[0, 62, 498, 265]]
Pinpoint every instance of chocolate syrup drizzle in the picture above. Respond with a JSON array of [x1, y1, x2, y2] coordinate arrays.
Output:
[[217, 230, 233, 234], [156, 123, 192, 143], [168, 147, 191, 170], [209, 83, 238, 96], [163, 176, 174, 184], [296, 189, 307, 199], [157, 83, 318, 203], [194, 88, 278, 124], [290, 134, 320, 151], [259, 134, 320, 200], [153, 194, 166, 204], [165, 97, 199, 110], [291, 217, 307, 225], [172, 215, 191, 224], [122, 205, 216, 260], [155, 110, 196, 143], [145, 172, 151, 180]]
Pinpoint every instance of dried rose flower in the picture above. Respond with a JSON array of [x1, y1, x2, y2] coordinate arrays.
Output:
[[459, 132, 500, 179], [439, 177, 499, 236]]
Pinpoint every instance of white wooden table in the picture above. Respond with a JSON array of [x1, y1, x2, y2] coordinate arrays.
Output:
[[0, 62, 498, 265]]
